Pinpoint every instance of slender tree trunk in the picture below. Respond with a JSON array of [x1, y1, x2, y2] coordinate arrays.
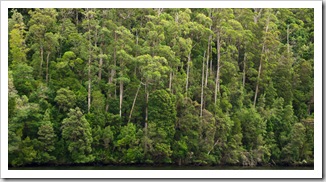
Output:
[[110, 32, 117, 98], [98, 44, 103, 81], [98, 56, 103, 81], [242, 53, 246, 88], [46, 52, 50, 84], [119, 79, 123, 117], [136, 31, 139, 50], [128, 81, 142, 123], [145, 82, 149, 129], [214, 32, 221, 105], [39, 46, 44, 78], [254, 8, 262, 24], [88, 56, 91, 113], [208, 10, 213, 78], [105, 98, 109, 112], [87, 9, 92, 113], [105, 72, 111, 112], [169, 71, 173, 91], [106, 32, 117, 112], [185, 52, 191, 95], [119, 48, 124, 117], [207, 139, 219, 155], [253, 44, 265, 107], [254, 13, 270, 107], [205, 33, 211, 87], [144, 81, 149, 156], [201, 51, 206, 118], [210, 42, 213, 76]]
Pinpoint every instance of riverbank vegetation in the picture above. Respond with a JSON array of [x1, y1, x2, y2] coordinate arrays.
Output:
[[8, 8, 314, 167]]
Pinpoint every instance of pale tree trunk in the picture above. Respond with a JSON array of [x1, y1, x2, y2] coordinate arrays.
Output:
[[87, 9, 92, 113], [208, 9, 213, 76], [39, 45, 44, 78], [205, 34, 211, 88], [105, 98, 109, 112], [254, 13, 270, 107], [88, 56, 91, 113], [46, 52, 50, 84], [105, 68, 110, 112], [253, 52, 263, 107], [185, 52, 191, 95], [210, 42, 213, 76], [169, 71, 173, 91], [242, 53, 246, 88], [253, 8, 263, 24], [106, 32, 117, 112], [128, 81, 142, 123], [156, 8, 164, 16], [145, 82, 149, 129], [214, 32, 221, 105], [98, 45, 103, 81], [119, 52, 124, 117], [111, 32, 117, 98], [201, 51, 206, 118], [207, 139, 219, 155], [119, 79, 123, 117], [98, 57, 103, 81]]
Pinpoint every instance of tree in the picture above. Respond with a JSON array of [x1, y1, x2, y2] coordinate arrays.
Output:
[[9, 137, 37, 167], [136, 55, 169, 129], [147, 89, 176, 163], [61, 107, 94, 163], [115, 123, 143, 163], [82, 8, 99, 113], [44, 32, 59, 84], [35, 109, 56, 163], [211, 8, 236, 104], [54, 88, 76, 112], [27, 8, 58, 79], [9, 9, 27, 67], [12, 63, 34, 96], [282, 122, 306, 163], [253, 9, 281, 107], [115, 26, 134, 118], [8, 8, 314, 167]]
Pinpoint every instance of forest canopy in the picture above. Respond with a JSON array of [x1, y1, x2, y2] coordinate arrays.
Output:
[[8, 8, 314, 167]]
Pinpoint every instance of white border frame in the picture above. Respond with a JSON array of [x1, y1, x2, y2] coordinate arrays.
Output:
[[1, 0, 322, 179]]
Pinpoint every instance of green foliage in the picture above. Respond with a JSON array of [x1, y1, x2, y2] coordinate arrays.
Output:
[[54, 88, 77, 112], [281, 122, 306, 163], [8, 8, 314, 167], [147, 89, 176, 163], [115, 123, 143, 163], [12, 63, 34, 96], [9, 137, 37, 167], [35, 110, 56, 163], [61, 107, 94, 163]]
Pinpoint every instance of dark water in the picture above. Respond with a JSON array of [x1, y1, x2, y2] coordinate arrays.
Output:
[[9, 165, 313, 170]]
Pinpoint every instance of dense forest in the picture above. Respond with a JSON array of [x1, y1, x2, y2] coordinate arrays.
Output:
[[8, 8, 314, 167]]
